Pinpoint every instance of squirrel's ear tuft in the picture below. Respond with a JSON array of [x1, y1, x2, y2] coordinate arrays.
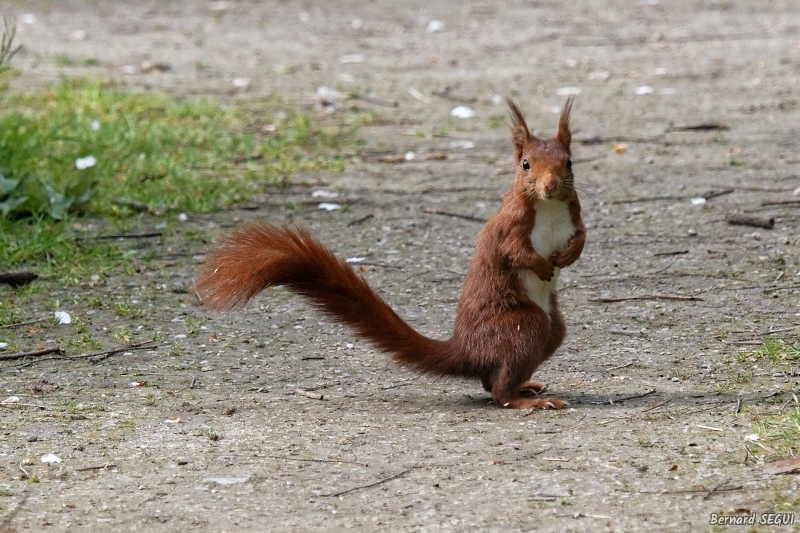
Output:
[[507, 98, 532, 162], [555, 96, 574, 152]]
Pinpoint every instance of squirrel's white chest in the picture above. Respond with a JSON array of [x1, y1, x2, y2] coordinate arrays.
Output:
[[519, 200, 575, 314]]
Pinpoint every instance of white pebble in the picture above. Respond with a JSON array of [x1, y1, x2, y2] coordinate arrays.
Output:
[[635, 85, 654, 95], [75, 155, 97, 170], [317, 203, 341, 211], [54, 311, 72, 325], [232, 77, 251, 89], [427, 20, 445, 33], [41, 453, 62, 464], [450, 105, 476, 119]]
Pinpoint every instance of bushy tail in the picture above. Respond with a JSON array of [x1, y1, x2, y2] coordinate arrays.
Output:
[[194, 223, 459, 375]]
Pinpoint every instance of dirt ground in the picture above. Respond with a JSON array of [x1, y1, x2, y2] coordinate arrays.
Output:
[[2, 0, 800, 531]]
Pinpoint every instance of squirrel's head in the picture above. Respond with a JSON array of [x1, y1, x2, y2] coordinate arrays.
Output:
[[507, 97, 574, 202]]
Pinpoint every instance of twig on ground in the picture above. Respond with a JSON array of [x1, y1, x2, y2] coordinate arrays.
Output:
[[423, 208, 487, 223], [616, 482, 743, 497], [668, 123, 729, 132], [0, 317, 48, 329], [347, 213, 374, 226], [725, 213, 774, 229], [294, 389, 324, 400], [96, 231, 163, 240], [606, 361, 633, 371], [0, 346, 64, 362], [407, 87, 431, 104], [75, 463, 117, 472], [610, 389, 656, 404], [267, 455, 369, 467], [761, 199, 800, 207], [4, 341, 158, 369], [641, 399, 670, 413], [703, 479, 736, 500], [609, 329, 644, 336], [609, 189, 732, 204], [431, 85, 476, 104], [592, 294, 704, 303], [321, 464, 417, 497], [0, 271, 39, 287], [79, 341, 158, 362]]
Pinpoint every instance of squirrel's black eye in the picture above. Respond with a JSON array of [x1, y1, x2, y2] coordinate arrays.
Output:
[[566, 159, 572, 170], [522, 159, 530, 171]]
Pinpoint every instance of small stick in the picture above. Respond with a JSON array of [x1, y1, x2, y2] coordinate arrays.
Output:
[[592, 294, 704, 303], [266, 455, 368, 467], [606, 361, 633, 371], [75, 463, 117, 472], [407, 87, 431, 104], [0, 346, 63, 362], [80, 341, 158, 362], [696, 425, 724, 432], [611, 389, 656, 403], [653, 250, 688, 257], [725, 213, 774, 229], [641, 399, 670, 413], [668, 123, 729, 132], [190, 376, 198, 389], [96, 231, 162, 240], [0, 317, 48, 329], [295, 389, 324, 400], [703, 478, 734, 500], [0, 271, 38, 287], [431, 86, 476, 104], [761, 199, 800, 207], [347, 213, 374, 227], [321, 464, 417, 497], [423, 208, 487, 223], [609, 329, 644, 336]]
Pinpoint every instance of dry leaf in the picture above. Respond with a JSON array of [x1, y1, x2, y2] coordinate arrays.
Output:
[[764, 457, 800, 475]]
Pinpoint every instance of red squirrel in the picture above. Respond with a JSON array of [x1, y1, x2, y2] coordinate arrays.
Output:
[[194, 97, 585, 409]]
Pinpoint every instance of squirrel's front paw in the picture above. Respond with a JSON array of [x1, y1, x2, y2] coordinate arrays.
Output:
[[532, 259, 555, 281], [550, 248, 578, 269]]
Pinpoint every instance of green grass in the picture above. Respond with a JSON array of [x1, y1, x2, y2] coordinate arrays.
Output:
[[0, 78, 355, 278], [751, 339, 800, 365], [754, 396, 799, 458], [744, 340, 799, 458], [1, 78, 346, 217]]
